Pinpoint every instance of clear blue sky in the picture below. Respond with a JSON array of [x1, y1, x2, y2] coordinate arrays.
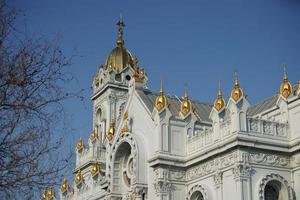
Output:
[[10, 0, 300, 148]]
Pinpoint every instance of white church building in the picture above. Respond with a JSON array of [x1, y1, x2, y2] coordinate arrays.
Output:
[[45, 18, 300, 200]]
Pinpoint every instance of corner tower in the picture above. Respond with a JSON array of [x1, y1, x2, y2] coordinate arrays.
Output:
[[91, 17, 148, 143]]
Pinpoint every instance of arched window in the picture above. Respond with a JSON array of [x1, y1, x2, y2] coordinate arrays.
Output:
[[190, 191, 204, 200], [264, 180, 284, 200]]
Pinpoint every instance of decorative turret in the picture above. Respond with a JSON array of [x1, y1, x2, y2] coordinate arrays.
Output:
[[230, 71, 244, 102], [60, 178, 69, 194], [76, 138, 84, 153], [155, 80, 168, 112], [279, 64, 293, 99], [89, 129, 98, 143], [106, 17, 134, 73], [180, 87, 192, 117], [106, 122, 115, 141], [74, 169, 84, 187], [121, 111, 129, 134], [90, 162, 101, 177], [213, 81, 226, 111]]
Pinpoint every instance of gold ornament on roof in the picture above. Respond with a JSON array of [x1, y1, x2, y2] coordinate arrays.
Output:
[[94, 74, 99, 86], [41, 191, 47, 200], [155, 80, 168, 112], [76, 137, 84, 152], [121, 111, 129, 134], [47, 187, 55, 199], [60, 177, 69, 194], [90, 162, 101, 177], [107, 122, 115, 141], [230, 71, 244, 101], [89, 129, 98, 143], [130, 192, 135, 200], [180, 87, 192, 117], [279, 64, 293, 98], [106, 16, 133, 73], [75, 169, 84, 185], [132, 57, 145, 83], [214, 81, 226, 111]]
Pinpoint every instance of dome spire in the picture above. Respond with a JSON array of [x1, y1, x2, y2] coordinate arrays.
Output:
[[155, 78, 168, 112], [214, 80, 226, 111], [180, 84, 192, 117], [280, 64, 293, 98], [116, 15, 125, 47], [231, 70, 244, 101]]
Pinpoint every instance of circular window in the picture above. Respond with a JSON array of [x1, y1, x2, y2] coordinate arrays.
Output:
[[125, 75, 131, 81]]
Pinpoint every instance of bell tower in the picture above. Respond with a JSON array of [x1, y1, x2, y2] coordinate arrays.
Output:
[[91, 17, 148, 143]]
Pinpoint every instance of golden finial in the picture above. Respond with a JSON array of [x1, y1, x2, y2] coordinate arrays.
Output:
[[89, 129, 98, 143], [76, 137, 84, 153], [214, 81, 226, 111], [180, 84, 192, 117], [90, 162, 101, 177], [41, 191, 47, 200], [279, 64, 293, 98], [130, 192, 135, 200], [107, 122, 115, 141], [116, 15, 125, 47], [121, 111, 129, 134], [155, 79, 168, 112], [298, 81, 300, 89], [75, 169, 84, 185], [60, 178, 69, 194], [230, 71, 244, 101], [47, 187, 55, 199]]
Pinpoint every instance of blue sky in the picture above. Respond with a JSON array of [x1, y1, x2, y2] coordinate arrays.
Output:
[[10, 0, 300, 150]]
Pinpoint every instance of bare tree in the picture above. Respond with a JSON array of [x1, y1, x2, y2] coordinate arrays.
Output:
[[0, 1, 78, 199]]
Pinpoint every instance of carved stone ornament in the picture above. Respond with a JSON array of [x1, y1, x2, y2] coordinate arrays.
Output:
[[186, 184, 208, 200], [153, 168, 172, 195], [258, 173, 294, 200], [213, 171, 223, 187], [232, 164, 252, 180]]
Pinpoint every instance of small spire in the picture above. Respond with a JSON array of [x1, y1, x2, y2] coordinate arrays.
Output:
[[116, 15, 125, 47], [184, 83, 189, 99], [159, 78, 164, 94], [217, 80, 222, 98], [234, 70, 239, 88], [283, 64, 288, 82]]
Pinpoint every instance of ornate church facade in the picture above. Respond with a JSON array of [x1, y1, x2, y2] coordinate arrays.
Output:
[[52, 18, 300, 200]]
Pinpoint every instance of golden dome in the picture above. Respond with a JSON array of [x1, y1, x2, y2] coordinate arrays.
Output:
[[75, 169, 84, 185], [230, 72, 244, 101], [180, 88, 192, 117], [214, 81, 226, 111], [155, 80, 168, 112], [106, 123, 115, 141], [106, 17, 133, 73], [279, 64, 293, 98], [60, 178, 69, 194]]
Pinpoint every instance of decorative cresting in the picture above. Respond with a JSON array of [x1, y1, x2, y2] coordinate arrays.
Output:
[[213, 81, 226, 111], [121, 111, 129, 134], [89, 129, 98, 143], [90, 162, 101, 177], [60, 177, 69, 194], [180, 87, 193, 117], [258, 173, 294, 200], [186, 184, 208, 200], [106, 122, 115, 141], [106, 17, 133, 73], [74, 169, 84, 186], [76, 137, 84, 153], [231, 71, 244, 101], [279, 64, 293, 99], [155, 80, 168, 112]]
